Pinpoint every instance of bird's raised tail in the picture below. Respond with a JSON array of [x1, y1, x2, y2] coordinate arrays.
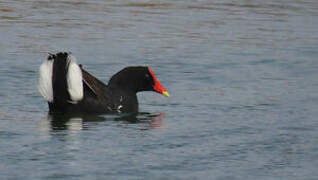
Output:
[[38, 52, 83, 107]]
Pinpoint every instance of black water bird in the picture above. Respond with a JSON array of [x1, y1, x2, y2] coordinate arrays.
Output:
[[39, 52, 169, 113]]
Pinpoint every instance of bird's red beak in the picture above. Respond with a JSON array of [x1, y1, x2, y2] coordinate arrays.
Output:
[[148, 67, 170, 97]]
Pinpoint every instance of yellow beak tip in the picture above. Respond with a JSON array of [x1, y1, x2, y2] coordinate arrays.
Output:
[[162, 91, 170, 97]]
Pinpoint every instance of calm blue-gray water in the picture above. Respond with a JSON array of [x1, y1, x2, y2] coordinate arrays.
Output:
[[1, 0, 318, 179]]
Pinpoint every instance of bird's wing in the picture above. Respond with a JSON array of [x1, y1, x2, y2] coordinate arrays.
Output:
[[80, 67, 115, 112], [81, 68, 104, 97]]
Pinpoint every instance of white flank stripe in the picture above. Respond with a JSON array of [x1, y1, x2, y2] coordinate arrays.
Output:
[[66, 54, 83, 103], [39, 60, 54, 102]]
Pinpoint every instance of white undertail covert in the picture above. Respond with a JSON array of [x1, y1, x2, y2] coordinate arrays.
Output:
[[38, 53, 84, 103], [66, 54, 83, 103], [39, 59, 54, 102]]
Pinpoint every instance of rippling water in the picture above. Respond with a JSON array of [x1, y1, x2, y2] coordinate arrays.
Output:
[[1, 0, 318, 179]]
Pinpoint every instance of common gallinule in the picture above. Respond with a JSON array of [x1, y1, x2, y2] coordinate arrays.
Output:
[[39, 52, 169, 113]]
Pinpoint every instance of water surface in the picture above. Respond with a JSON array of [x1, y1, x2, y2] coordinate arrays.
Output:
[[1, 0, 318, 179]]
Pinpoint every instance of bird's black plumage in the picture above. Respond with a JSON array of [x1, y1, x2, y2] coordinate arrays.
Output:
[[39, 52, 169, 114]]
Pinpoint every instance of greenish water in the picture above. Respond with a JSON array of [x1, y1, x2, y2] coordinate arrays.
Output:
[[1, 0, 318, 179]]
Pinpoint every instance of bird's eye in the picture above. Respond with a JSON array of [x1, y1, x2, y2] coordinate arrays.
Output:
[[145, 73, 150, 79]]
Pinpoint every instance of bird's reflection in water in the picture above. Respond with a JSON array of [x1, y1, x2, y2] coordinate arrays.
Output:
[[46, 112, 165, 131]]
